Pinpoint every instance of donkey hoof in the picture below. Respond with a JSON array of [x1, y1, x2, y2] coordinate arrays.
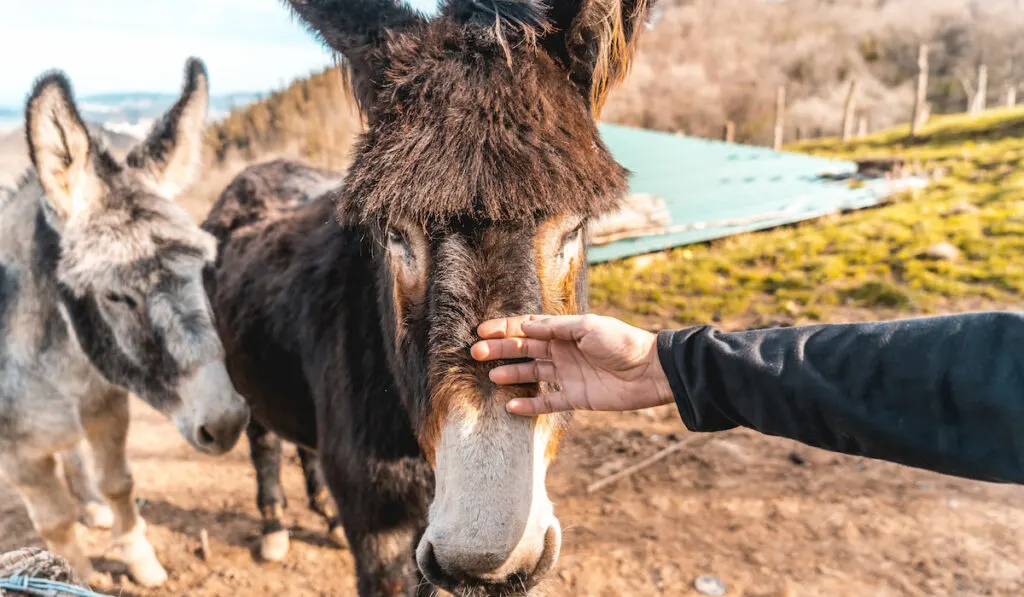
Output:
[[122, 537, 168, 587], [83, 502, 115, 530], [128, 557, 168, 587], [260, 530, 290, 562], [84, 568, 108, 589], [327, 525, 347, 549]]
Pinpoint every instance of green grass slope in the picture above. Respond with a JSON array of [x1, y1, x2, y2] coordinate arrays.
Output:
[[589, 109, 1024, 330]]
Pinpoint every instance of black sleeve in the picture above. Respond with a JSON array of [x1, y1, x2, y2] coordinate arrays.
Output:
[[656, 311, 1024, 484]]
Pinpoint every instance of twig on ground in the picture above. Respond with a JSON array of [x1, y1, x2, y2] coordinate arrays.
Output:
[[587, 435, 702, 494], [199, 529, 211, 562]]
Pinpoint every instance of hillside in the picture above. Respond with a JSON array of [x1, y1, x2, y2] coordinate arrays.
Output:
[[589, 108, 1024, 330], [609, 0, 1024, 143], [204, 66, 360, 171]]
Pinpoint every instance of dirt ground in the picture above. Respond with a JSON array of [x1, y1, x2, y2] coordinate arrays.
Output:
[[2, 397, 1023, 597]]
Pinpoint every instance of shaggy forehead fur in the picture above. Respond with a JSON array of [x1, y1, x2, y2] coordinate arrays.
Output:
[[337, 20, 629, 227], [51, 154, 217, 294]]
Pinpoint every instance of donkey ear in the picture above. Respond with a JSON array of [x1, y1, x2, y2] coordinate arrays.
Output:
[[282, 0, 425, 111], [126, 58, 209, 198], [25, 73, 104, 221], [542, 0, 656, 115]]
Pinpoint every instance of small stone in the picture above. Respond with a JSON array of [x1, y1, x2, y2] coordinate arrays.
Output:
[[694, 574, 727, 596], [944, 201, 978, 216], [921, 242, 961, 261]]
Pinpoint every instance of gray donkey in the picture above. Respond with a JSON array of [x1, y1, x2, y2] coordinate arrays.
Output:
[[0, 58, 249, 586]]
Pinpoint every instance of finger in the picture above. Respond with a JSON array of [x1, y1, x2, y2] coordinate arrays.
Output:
[[519, 315, 596, 342], [477, 315, 547, 340], [506, 393, 574, 416], [488, 360, 557, 385], [470, 338, 551, 361]]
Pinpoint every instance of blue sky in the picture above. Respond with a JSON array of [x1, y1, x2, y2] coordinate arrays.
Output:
[[0, 0, 438, 107]]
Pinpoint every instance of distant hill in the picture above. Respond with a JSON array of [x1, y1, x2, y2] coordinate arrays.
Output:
[[78, 91, 263, 122], [203, 65, 360, 172], [0, 91, 264, 139]]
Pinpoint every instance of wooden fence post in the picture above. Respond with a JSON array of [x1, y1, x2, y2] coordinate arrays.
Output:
[[842, 78, 860, 142], [1007, 84, 1018, 107], [723, 121, 735, 143], [971, 64, 988, 115], [773, 85, 787, 150], [857, 116, 868, 138], [911, 44, 929, 137]]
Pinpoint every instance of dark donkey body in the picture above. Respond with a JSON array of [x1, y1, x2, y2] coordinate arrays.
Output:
[[204, 0, 655, 594]]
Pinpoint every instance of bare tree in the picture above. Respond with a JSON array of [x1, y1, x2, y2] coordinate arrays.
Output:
[[774, 85, 787, 150], [912, 44, 930, 136], [842, 78, 860, 141], [970, 63, 988, 114]]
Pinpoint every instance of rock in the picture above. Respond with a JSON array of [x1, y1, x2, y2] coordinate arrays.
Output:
[[921, 242, 961, 261], [694, 574, 727, 596], [944, 201, 978, 216]]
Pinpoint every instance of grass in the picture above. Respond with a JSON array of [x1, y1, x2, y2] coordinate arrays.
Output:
[[589, 109, 1024, 330]]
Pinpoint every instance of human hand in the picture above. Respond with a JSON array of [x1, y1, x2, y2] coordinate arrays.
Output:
[[471, 314, 675, 415]]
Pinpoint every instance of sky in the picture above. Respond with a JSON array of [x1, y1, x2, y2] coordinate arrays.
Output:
[[0, 0, 438, 107]]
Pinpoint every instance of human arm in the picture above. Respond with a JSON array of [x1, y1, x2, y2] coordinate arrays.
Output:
[[473, 312, 1024, 484]]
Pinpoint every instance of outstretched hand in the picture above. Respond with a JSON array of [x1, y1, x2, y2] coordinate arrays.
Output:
[[471, 314, 675, 416]]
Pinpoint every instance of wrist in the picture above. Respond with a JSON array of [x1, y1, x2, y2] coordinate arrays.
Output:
[[644, 332, 675, 407]]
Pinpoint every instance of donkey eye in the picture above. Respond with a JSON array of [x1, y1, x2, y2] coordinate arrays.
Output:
[[105, 293, 138, 309], [561, 224, 583, 248], [387, 228, 410, 250]]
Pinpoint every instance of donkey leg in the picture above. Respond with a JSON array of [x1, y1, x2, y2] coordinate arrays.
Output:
[[247, 419, 290, 562], [59, 440, 114, 530], [326, 461, 432, 597], [298, 447, 346, 549], [82, 391, 167, 587], [7, 453, 95, 580]]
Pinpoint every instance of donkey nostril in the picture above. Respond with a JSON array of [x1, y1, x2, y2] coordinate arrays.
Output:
[[198, 425, 216, 446], [419, 541, 444, 578]]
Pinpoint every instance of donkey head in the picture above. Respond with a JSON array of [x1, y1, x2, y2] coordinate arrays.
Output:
[[286, 0, 653, 592], [25, 59, 249, 455]]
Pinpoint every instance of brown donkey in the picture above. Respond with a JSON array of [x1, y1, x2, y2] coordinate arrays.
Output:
[[203, 0, 655, 594]]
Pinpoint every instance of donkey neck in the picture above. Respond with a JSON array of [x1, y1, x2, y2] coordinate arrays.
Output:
[[0, 170, 90, 377]]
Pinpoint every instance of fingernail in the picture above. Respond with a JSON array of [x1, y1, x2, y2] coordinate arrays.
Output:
[[506, 399, 522, 412]]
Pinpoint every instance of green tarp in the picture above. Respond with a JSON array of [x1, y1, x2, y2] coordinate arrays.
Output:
[[589, 123, 911, 264]]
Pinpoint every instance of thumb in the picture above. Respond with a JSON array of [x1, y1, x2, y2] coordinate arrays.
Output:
[[506, 392, 575, 416]]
